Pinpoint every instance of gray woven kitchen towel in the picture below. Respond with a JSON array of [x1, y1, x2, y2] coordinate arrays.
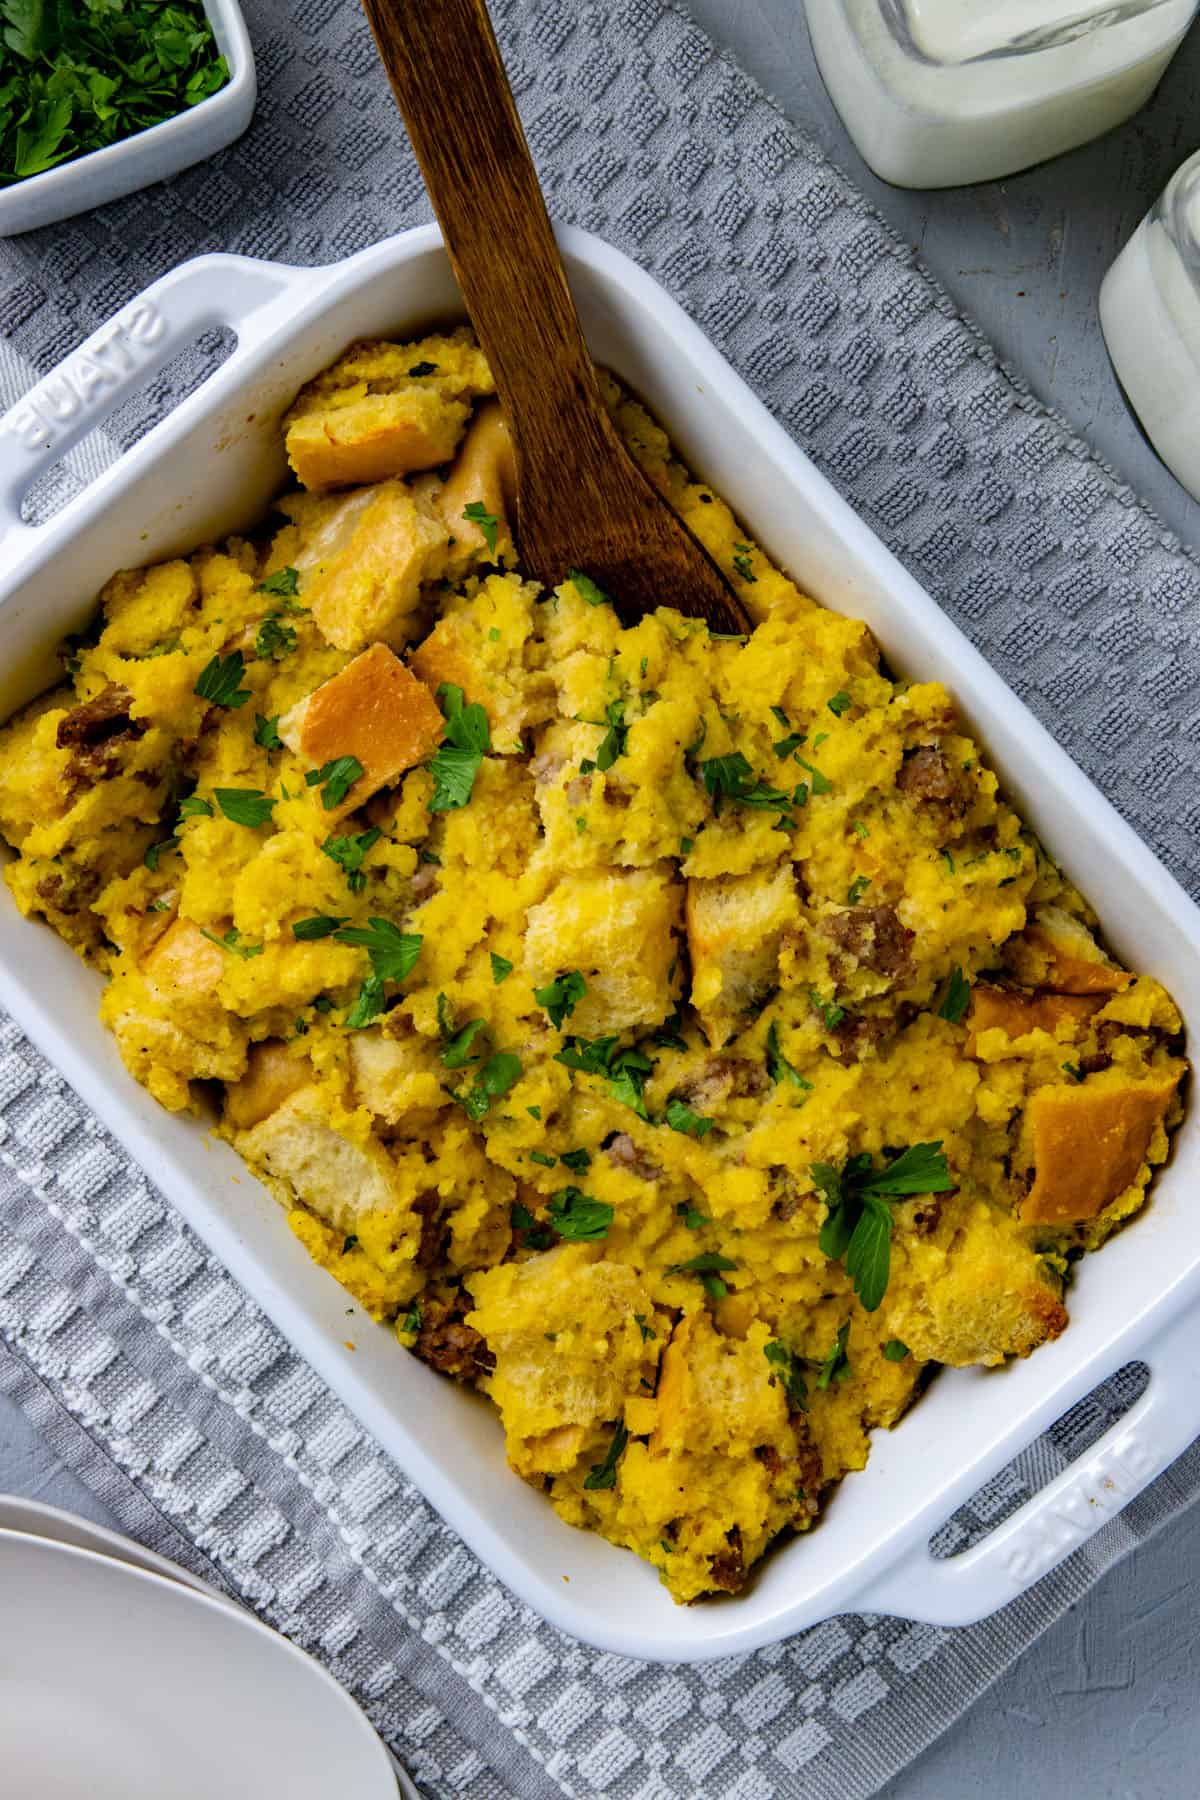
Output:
[[1, 2, 1199, 1796]]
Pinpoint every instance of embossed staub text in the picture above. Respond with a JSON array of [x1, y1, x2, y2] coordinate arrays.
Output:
[[0, 299, 167, 456]]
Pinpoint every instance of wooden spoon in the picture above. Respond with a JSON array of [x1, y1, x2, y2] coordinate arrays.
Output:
[[358, 0, 751, 637]]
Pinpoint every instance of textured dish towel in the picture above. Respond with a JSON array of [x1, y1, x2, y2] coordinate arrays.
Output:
[[2, 2, 1200, 1796]]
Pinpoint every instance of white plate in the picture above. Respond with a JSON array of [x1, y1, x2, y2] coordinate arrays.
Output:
[[0, 1528, 398, 1799], [0, 226, 1199, 1660]]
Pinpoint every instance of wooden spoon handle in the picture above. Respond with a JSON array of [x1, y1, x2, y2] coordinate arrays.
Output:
[[359, 0, 604, 481]]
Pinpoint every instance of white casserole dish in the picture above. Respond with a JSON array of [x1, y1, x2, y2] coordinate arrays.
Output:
[[0, 0, 256, 238], [0, 224, 1198, 1663]]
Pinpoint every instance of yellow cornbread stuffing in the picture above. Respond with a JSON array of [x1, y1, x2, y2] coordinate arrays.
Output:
[[0, 331, 1185, 1607]]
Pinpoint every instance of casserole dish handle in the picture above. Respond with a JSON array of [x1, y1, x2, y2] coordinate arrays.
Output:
[[859, 1302, 1200, 1626], [0, 254, 317, 552]]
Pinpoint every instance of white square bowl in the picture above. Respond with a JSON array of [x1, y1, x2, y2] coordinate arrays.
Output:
[[0, 0, 256, 238], [0, 225, 1199, 1662]]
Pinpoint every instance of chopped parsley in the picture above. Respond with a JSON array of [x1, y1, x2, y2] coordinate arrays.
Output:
[[547, 1186, 613, 1241], [344, 975, 386, 1030], [582, 1422, 629, 1491], [668, 1251, 737, 1301], [333, 918, 423, 984], [810, 989, 846, 1032], [813, 1143, 954, 1311], [1062, 1061, 1085, 1083], [676, 1202, 710, 1229], [451, 1050, 522, 1121], [254, 713, 283, 750], [254, 615, 298, 661], [534, 969, 587, 1029], [292, 915, 350, 941], [560, 1147, 591, 1174], [194, 651, 249, 710], [764, 1340, 808, 1411], [306, 755, 364, 811], [846, 875, 871, 906], [938, 966, 971, 1024], [665, 1097, 714, 1139], [441, 1017, 488, 1070], [399, 1302, 422, 1334], [556, 1034, 654, 1118], [699, 752, 792, 819], [883, 1339, 910, 1362], [199, 926, 262, 960], [766, 1021, 812, 1092], [512, 1202, 555, 1251], [463, 500, 498, 554], [940, 848, 956, 876], [827, 691, 852, 716], [731, 543, 757, 583], [144, 835, 178, 871], [567, 568, 612, 608], [178, 795, 212, 820], [214, 788, 275, 829], [529, 1150, 557, 1168], [634, 1313, 657, 1342], [582, 699, 627, 773], [322, 826, 381, 893], [490, 951, 513, 984], [679, 836, 695, 856], [794, 756, 831, 795], [257, 566, 301, 598], [816, 1322, 852, 1391], [429, 682, 490, 813]]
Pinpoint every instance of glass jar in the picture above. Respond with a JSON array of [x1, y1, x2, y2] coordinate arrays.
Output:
[[804, 1, 1198, 188], [1100, 149, 1200, 501]]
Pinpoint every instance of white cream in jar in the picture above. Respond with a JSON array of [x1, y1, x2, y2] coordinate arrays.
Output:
[[804, 0, 1198, 189], [1100, 150, 1200, 502]]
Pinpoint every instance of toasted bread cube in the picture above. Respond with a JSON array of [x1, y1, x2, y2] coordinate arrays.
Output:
[[467, 1244, 655, 1477], [686, 863, 799, 1047], [966, 983, 1104, 1055], [276, 481, 449, 653], [224, 1040, 313, 1130], [237, 1088, 403, 1237], [1006, 905, 1131, 996], [887, 1206, 1068, 1366], [278, 644, 443, 820], [1021, 1073, 1181, 1225], [524, 866, 682, 1034], [285, 389, 469, 490], [427, 401, 515, 565], [142, 919, 226, 997], [348, 1026, 447, 1123]]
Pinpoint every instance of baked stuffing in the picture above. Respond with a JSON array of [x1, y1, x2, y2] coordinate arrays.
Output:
[[0, 327, 1185, 1603]]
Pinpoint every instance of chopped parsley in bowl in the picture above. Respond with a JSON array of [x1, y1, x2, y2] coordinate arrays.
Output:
[[1, 0, 229, 187]]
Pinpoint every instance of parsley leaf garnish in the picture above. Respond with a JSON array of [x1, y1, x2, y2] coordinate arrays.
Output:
[[846, 875, 871, 906], [194, 651, 250, 710], [453, 1050, 523, 1121], [732, 543, 757, 583], [938, 966, 971, 1024], [144, 835, 179, 871], [567, 568, 612, 608], [555, 1033, 656, 1119], [883, 1339, 910, 1361], [429, 683, 490, 813], [254, 713, 283, 750], [199, 926, 263, 960], [794, 756, 831, 795], [582, 1422, 629, 1490], [764, 1340, 809, 1411], [813, 1143, 954, 1311], [178, 795, 213, 820], [827, 691, 852, 716], [322, 826, 381, 893], [634, 1313, 657, 1341], [534, 970, 587, 1029], [816, 1322, 852, 1391], [292, 915, 349, 941], [665, 1096, 714, 1138], [560, 1147, 591, 1174], [463, 500, 498, 554], [257, 566, 301, 598], [254, 615, 298, 661], [588, 699, 627, 772], [547, 1186, 613, 1242], [1062, 1061, 1085, 1083], [214, 788, 275, 829], [333, 918, 423, 984], [668, 1250, 737, 1301], [810, 989, 846, 1032], [345, 975, 386, 1030], [490, 952, 513, 984], [766, 1021, 812, 1092], [699, 752, 791, 817], [305, 755, 364, 811], [441, 1017, 488, 1070]]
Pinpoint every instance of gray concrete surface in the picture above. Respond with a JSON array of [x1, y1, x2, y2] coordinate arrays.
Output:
[[1, 6, 1198, 1797]]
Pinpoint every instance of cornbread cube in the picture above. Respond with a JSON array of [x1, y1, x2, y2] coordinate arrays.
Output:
[[278, 644, 443, 819], [966, 983, 1103, 1054], [1006, 904, 1130, 996], [686, 863, 799, 1046], [275, 481, 449, 653], [409, 573, 553, 747], [467, 1244, 655, 1478], [237, 1088, 404, 1238], [524, 866, 682, 1034], [283, 329, 495, 490], [224, 1040, 313, 1130], [885, 1208, 1068, 1366], [1021, 1072, 1181, 1225]]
